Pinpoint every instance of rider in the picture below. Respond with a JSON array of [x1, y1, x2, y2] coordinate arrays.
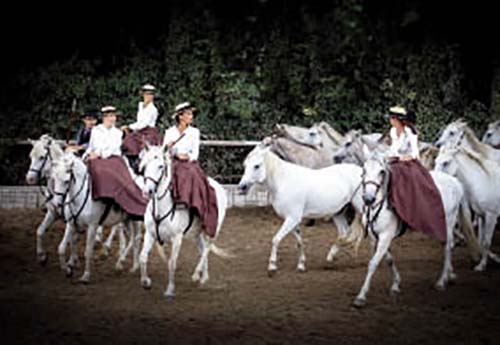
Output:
[[70, 110, 99, 156], [121, 84, 162, 172], [386, 105, 447, 242], [84, 105, 147, 217], [164, 102, 218, 237]]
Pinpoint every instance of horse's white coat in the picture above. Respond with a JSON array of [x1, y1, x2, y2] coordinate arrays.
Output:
[[138, 145, 229, 298], [51, 153, 141, 283], [353, 151, 481, 307], [238, 143, 364, 273], [435, 147, 500, 271]]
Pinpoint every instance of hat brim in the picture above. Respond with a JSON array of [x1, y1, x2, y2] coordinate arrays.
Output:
[[171, 107, 197, 119]]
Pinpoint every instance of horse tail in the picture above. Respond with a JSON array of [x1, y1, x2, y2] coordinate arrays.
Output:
[[155, 242, 168, 264], [210, 243, 235, 259], [458, 199, 483, 262], [336, 212, 364, 256]]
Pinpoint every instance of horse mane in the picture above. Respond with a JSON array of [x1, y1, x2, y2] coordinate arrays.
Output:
[[462, 125, 491, 159], [457, 147, 490, 176], [318, 122, 343, 144]]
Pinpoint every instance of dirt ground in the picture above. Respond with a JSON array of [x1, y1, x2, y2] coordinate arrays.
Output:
[[0, 207, 499, 345]]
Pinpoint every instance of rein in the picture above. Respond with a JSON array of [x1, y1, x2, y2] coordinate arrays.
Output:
[[53, 169, 90, 231], [362, 171, 388, 239], [29, 143, 54, 205]]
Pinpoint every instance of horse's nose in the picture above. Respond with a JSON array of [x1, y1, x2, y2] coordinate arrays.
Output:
[[435, 141, 442, 148], [363, 194, 375, 205], [333, 155, 343, 164], [238, 183, 249, 194], [26, 176, 36, 185]]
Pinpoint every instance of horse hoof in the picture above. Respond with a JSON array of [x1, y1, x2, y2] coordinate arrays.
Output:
[[352, 298, 366, 309], [473, 264, 486, 272], [129, 265, 139, 274], [390, 288, 401, 301], [65, 266, 73, 278], [267, 269, 277, 277], [297, 265, 307, 273], [164, 292, 175, 301], [141, 278, 152, 290], [79, 276, 90, 285], [38, 253, 48, 267], [199, 275, 209, 286], [115, 262, 124, 272], [434, 283, 447, 291]]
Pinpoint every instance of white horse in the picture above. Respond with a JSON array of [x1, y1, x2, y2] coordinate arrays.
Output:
[[138, 144, 230, 298], [26, 135, 67, 265], [237, 142, 365, 274], [482, 120, 500, 148], [51, 153, 142, 283], [435, 119, 500, 161], [26, 135, 128, 266], [435, 146, 500, 271], [351, 148, 481, 308]]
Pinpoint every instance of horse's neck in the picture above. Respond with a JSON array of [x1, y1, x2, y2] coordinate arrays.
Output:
[[320, 123, 342, 144], [68, 161, 90, 205], [318, 131, 337, 150], [264, 151, 286, 194]]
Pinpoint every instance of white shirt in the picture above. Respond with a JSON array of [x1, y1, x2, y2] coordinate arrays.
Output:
[[84, 124, 123, 159], [164, 126, 200, 161], [129, 102, 158, 131], [389, 126, 420, 159]]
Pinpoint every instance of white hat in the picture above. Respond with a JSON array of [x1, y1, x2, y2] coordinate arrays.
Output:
[[171, 102, 196, 119], [389, 106, 407, 116], [142, 84, 156, 93], [101, 105, 117, 114]]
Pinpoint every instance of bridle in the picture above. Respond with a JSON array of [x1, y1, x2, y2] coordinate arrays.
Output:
[[52, 166, 90, 230], [29, 142, 55, 205], [361, 166, 388, 239]]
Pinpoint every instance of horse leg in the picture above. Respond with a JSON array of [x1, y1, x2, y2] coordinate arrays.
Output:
[[436, 218, 455, 290], [79, 224, 97, 284], [268, 217, 301, 275], [130, 221, 142, 273], [164, 233, 183, 299], [116, 224, 134, 271], [67, 231, 80, 269], [58, 223, 74, 277], [36, 209, 57, 265], [95, 225, 103, 244], [474, 213, 497, 272], [353, 231, 394, 308], [139, 230, 155, 289], [193, 235, 211, 285], [292, 227, 306, 272], [385, 251, 401, 296], [327, 214, 349, 263]]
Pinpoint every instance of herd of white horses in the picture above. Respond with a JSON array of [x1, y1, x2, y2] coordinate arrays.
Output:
[[24, 118, 500, 307]]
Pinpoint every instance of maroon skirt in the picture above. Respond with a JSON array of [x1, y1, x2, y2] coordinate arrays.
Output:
[[389, 159, 447, 242], [88, 156, 148, 217], [122, 127, 163, 156], [171, 160, 218, 237]]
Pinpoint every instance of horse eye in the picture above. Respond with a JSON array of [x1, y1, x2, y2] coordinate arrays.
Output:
[[309, 132, 316, 137], [449, 131, 455, 136], [158, 165, 164, 170], [345, 142, 352, 147], [254, 164, 260, 170]]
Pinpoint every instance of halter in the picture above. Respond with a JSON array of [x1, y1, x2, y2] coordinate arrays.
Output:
[[53, 167, 90, 231], [361, 168, 388, 239], [145, 157, 193, 245], [29, 142, 56, 205]]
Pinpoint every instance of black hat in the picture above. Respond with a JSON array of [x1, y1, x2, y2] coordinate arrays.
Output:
[[81, 110, 100, 119]]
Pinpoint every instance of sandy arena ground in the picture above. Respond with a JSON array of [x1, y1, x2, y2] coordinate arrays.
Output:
[[0, 207, 499, 345]]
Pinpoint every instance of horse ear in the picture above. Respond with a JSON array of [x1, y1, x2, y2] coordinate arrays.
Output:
[[362, 144, 371, 158]]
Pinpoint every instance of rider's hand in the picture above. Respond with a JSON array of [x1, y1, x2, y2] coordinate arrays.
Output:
[[167, 141, 175, 148], [176, 153, 189, 161], [88, 152, 100, 160], [400, 155, 413, 161], [120, 125, 130, 133]]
